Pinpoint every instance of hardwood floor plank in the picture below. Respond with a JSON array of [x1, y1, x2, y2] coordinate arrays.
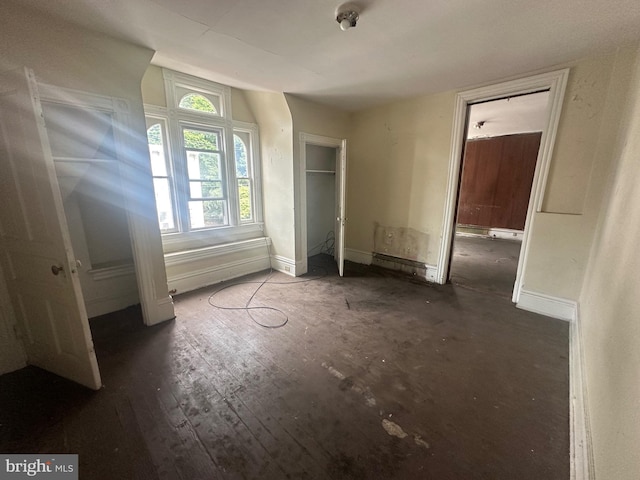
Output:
[[1, 258, 569, 479]]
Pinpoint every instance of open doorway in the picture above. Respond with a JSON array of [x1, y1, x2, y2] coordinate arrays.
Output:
[[40, 92, 140, 319], [299, 133, 347, 276], [436, 69, 569, 304], [449, 92, 549, 297], [306, 144, 338, 263]]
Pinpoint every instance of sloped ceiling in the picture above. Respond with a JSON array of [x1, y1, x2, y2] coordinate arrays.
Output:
[[15, 0, 640, 110]]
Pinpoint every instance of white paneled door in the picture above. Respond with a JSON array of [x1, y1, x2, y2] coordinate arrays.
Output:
[[0, 67, 101, 390]]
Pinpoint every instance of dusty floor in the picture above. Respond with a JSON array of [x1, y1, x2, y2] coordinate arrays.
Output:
[[0, 256, 569, 479], [450, 234, 522, 297]]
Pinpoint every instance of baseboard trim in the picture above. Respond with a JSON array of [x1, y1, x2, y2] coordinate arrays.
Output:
[[270, 255, 296, 276], [425, 264, 438, 282], [371, 252, 437, 283], [167, 255, 271, 295], [344, 248, 373, 265], [488, 228, 524, 241], [456, 226, 524, 241], [570, 306, 594, 480], [86, 291, 141, 318], [516, 289, 577, 321]]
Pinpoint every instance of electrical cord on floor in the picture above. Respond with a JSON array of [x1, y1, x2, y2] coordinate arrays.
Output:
[[207, 238, 328, 328], [307, 230, 335, 257]]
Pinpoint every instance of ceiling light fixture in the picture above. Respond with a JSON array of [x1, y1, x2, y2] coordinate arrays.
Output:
[[336, 8, 359, 31]]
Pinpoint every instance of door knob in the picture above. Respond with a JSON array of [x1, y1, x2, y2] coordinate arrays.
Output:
[[51, 265, 64, 276]]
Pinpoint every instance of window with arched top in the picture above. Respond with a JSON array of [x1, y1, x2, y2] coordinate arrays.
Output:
[[178, 93, 218, 114], [145, 120, 176, 232], [234, 133, 253, 222], [145, 69, 262, 248]]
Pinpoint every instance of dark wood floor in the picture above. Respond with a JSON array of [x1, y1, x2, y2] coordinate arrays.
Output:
[[450, 234, 522, 298], [0, 256, 569, 479]]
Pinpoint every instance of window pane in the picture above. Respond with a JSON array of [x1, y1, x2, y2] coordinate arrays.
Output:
[[147, 124, 168, 176], [190, 180, 223, 199], [189, 200, 226, 228], [179, 93, 217, 114], [234, 134, 248, 177], [183, 128, 219, 151], [153, 178, 175, 231], [187, 152, 221, 181], [147, 123, 163, 146], [238, 179, 252, 222]]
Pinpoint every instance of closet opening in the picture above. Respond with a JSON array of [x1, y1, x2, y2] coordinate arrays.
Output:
[[299, 134, 347, 277]]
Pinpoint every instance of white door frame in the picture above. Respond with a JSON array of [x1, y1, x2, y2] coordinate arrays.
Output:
[[298, 133, 347, 275], [38, 83, 175, 326], [0, 67, 101, 388], [436, 69, 569, 303]]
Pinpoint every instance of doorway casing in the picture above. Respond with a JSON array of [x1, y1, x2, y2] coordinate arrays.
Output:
[[437, 69, 570, 304], [298, 133, 347, 276], [37, 81, 175, 326]]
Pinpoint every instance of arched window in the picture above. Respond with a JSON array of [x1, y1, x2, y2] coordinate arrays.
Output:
[[178, 93, 217, 114], [146, 121, 176, 232], [234, 133, 253, 222], [234, 134, 248, 177], [145, 69, 262, 241]]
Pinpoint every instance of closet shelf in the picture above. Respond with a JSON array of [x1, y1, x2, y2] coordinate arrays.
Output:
[[306, 169, 335, 174]]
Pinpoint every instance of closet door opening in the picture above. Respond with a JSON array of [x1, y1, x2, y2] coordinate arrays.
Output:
[[299, 134, 347, 276]]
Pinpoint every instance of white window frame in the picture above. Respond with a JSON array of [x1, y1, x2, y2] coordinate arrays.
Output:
[[145, 115, 178, 234], [233, 121, 262, 225], [145, 70, 263, 253]]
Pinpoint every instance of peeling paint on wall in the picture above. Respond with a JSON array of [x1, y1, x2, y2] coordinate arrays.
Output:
[[373, 223, 429, 262]]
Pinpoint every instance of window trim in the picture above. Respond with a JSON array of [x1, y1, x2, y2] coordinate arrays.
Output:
[[145, 114, 178, 234], [179, 122, 229, 229], [144, 72, 263, 253], [233, 121, 262, 226], [164, 69, 231, 120]]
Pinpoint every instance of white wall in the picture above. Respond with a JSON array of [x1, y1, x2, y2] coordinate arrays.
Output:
[[347, 46, 639, 301], [348, 90, 456, 265], [243, 91, 296, 263], [578, 45, 640, 480], [522, 47, 638, 299]]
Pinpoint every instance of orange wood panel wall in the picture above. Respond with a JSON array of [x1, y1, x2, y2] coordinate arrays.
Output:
[[457, 132, 541, 230]]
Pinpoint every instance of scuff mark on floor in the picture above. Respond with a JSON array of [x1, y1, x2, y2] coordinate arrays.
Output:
[[322, 362, 347, 380], [382, 419, 408, 439], [322, 362, 377, 407], [414, 435, 430, 449], [363, 390, 377, 407], [381, 420, 431, 450], [321, 362, 346, 381]]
